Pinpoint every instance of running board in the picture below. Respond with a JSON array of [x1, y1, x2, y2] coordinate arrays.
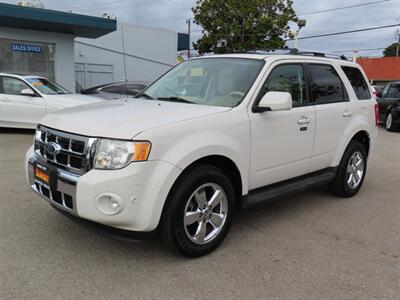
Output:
[[242, 168, 336, 209]]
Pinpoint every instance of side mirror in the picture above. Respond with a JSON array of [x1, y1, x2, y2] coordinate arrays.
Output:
[[21, 89, 36, 97], [254, 91, 292, 113]]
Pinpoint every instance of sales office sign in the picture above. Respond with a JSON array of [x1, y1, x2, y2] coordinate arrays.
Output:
[[11, 43, 43, 54]]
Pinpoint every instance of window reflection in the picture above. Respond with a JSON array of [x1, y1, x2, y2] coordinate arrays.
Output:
[[0, 39, 55, 80], [310, 64, 346, 103]]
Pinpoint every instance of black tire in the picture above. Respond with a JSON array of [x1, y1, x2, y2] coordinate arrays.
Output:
[[329, 141, 367, 198], [386, 111, 398, 132], [160, 164, 235, 258]]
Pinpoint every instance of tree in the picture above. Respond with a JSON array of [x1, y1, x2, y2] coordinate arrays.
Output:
[[383, 43, 399, 57], [192, 0, 297, 54]]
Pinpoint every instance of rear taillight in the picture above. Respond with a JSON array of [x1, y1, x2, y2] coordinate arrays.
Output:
[[374, 104, 379, 127]]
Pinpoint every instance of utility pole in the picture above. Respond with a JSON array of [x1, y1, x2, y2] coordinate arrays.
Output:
[[186, 18, 191, 59]]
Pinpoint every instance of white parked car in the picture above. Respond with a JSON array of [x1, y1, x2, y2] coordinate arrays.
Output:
[[0, 73, 102, 129], [25, 52, 378, 257]]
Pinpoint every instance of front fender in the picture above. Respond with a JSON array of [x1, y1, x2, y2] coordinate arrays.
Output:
[[138, 109, 251, 195], [162, 132, 249, 195]]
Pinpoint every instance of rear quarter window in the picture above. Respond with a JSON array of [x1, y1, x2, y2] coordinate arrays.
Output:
[[341, 66, 371, 100]]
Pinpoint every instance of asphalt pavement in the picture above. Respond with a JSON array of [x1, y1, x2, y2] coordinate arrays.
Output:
[[0, 127, 398, 299]]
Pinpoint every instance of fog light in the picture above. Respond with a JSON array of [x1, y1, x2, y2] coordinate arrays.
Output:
[[95, 193, 124, 215]]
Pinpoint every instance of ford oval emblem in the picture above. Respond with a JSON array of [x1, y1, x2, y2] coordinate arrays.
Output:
[[46, 142, 61, 156]]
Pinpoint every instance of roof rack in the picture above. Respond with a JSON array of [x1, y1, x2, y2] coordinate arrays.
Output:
[[246, 48, 349, 61]]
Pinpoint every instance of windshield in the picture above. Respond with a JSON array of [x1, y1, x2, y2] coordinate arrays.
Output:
[[25, 78, 71, 95], [142, 58, 264, 107]]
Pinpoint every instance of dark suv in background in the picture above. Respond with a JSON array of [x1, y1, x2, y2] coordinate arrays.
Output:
[[378, 82, 400, 131], [81, 81, 149, 100]]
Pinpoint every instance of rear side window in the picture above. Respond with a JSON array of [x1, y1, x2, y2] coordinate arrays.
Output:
[[309, 64, 347, 104], [342, 66, 371, 100]]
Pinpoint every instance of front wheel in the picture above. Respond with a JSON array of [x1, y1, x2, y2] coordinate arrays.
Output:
[[386, 111, 397, 131], [329, 141, 367, 197], [161, 165, 235, 257]]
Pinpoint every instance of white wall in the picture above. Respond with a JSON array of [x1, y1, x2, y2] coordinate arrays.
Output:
[[0, 23, 178, 91], [75, 23, 177, 87], [0, 26, 75, 91]]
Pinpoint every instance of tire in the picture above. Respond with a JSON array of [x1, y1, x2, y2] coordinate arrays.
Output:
[[329, 141, 367, 198], [161, 164, 235, 257], [386, 111, 397, 132]]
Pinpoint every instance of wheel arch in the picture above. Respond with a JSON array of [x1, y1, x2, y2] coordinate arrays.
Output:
[[164, 155, 245, 213], [183, 155, 243, 199], [350, 130, 370, 156], [332, 129, 371, 167]]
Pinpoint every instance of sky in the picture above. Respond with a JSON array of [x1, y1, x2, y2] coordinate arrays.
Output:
[[2, 0, 400, 56]]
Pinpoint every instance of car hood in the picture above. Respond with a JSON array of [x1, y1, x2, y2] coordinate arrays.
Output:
[[45, 93, 103, 107], [40, 98, 231, 139]]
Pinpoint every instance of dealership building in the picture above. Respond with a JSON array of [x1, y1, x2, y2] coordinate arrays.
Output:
[[0, 3, 187, 91]]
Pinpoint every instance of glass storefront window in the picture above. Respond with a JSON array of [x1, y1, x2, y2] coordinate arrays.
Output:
[[0, 38, 55, 80]]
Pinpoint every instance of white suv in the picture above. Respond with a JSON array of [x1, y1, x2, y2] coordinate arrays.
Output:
[[25, 52, 378, 257]]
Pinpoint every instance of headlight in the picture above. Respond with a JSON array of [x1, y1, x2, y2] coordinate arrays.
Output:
[[94, 139, 151, 170]]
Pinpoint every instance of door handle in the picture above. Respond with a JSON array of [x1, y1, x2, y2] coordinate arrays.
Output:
[[1, 99, 11, 102], [343, 110, 352, 118], [297, 116, 310, 125]]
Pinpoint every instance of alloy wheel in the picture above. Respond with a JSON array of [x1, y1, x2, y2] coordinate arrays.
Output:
[[183, 183, 228, 245], [346, 151, 365, 189]]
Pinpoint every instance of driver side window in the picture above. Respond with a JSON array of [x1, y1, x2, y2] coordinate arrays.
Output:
[[259, 64, 306, 107], [2, 77, 32, 96]]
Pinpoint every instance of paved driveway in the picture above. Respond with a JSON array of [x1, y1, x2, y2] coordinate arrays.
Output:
[[0, 127, 398, 299]]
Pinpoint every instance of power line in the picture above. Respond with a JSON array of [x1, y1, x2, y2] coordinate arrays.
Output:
[[71, 0, 188, 12], [298, 0, 391, 16], [192, 1, 393, 34], [332, 47, 386, 53], [192, 23, 400, 39], [289, 23, 400, 41], [65, 0, 129, 11]]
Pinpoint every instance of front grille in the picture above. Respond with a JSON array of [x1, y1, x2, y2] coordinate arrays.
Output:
[[35, 182, 74, 210], [34, 126, 96, 175]]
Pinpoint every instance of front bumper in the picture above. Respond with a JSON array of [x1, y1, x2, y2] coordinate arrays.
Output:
[[27, 148, 80, 215], [25, 146, 182, 232]]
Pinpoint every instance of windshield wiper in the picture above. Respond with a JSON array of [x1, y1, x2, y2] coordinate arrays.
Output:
[[134, 92, 155, 100], [156, 97, 195, 104]]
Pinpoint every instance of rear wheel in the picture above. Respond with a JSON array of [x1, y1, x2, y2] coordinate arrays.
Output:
[[161, 165, 235, 257], [329, 141, 367, 197]]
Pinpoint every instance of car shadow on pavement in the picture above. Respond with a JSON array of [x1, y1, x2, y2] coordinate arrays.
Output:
[[43, 185, 334, 261], [0, 128, 35, 135]]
